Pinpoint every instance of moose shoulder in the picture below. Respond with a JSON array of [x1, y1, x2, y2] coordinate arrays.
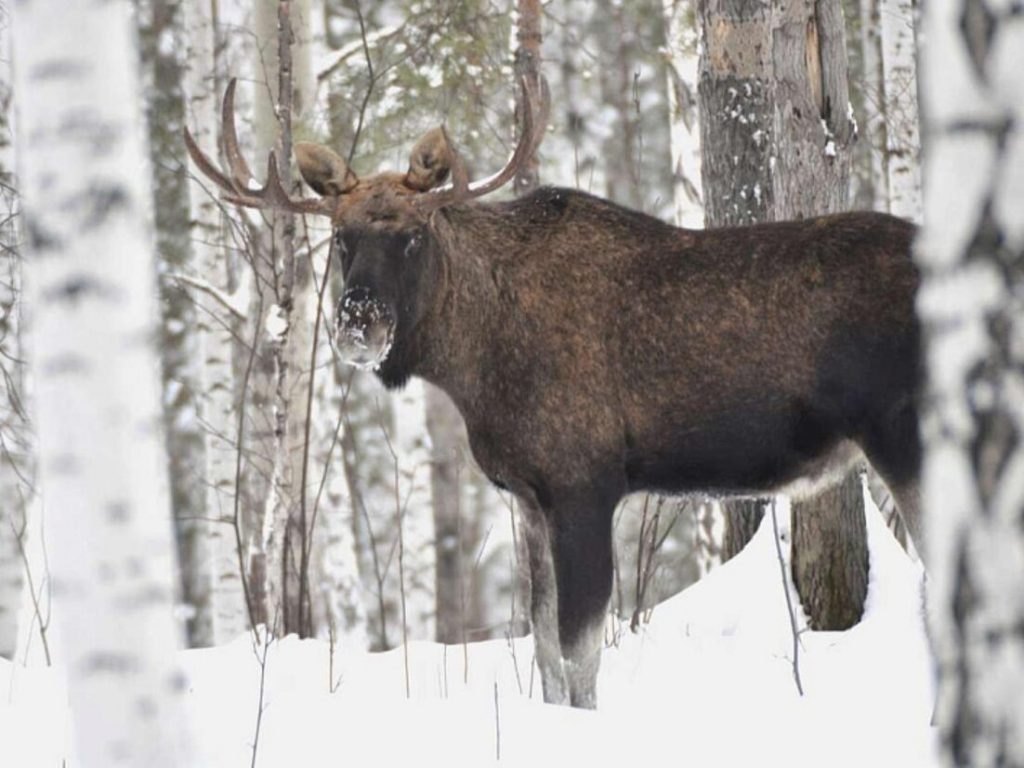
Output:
[[185, 77, 922, 710]]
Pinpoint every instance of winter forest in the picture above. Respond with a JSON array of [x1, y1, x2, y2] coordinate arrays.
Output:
[[0, 0, 1022, 765]]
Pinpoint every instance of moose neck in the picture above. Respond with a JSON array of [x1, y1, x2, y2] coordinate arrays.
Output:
[[400, 203, 511, 410]]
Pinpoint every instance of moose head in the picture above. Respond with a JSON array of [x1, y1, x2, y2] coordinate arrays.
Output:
[[184, 77, 549, 384]]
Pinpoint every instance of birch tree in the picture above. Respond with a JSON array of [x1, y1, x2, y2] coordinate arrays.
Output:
[[661, 0, 703, 228], [876, 0, 920, 220], [391, 380, 436, 639], [305, 0, 367, 647], [917, 0, 1024, 759], [136, 0, 213, 647], [180, 0, 252, 645], [11, 0, 189, 762], [0, 0, 28, 660], [855, 0, 921, 219], [697, 0, 869, 628]]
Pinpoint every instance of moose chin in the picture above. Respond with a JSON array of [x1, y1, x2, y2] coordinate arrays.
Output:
[[186, 76, 921, 710]]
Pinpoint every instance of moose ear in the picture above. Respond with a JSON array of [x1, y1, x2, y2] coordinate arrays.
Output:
[[405, 127, 452, 191], [295, 142, 357, 196]]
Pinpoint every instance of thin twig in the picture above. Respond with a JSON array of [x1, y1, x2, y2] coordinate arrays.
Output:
[[166, 272, 248, 319], [249, 627, 274, 768], [233, 290, 265, 637], [493, 681, 501, 761], [347, 1, 375, 166], [770, 501, 804, 696], [377, 412, 411, 697], [297, 217, 334, 636]]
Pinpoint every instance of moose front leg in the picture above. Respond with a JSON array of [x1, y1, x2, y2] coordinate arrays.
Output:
[[551, 491, 616, 709], [520, 503, 570, 706]]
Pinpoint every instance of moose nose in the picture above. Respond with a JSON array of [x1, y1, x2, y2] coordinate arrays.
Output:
[[338, 287, 386, 329], [335, 288, 395, 371]]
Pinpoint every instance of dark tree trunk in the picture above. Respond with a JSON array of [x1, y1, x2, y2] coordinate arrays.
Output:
[[697, 0, 868, 629], [721, 498, 767, 563], [791, 472, 868, 629]]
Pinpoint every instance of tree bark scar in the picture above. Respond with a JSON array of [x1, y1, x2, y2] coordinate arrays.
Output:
[[805, 12, 824, 119]]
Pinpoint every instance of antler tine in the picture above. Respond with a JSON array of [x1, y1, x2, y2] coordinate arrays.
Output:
[[221, 78, 256, 192], [528, 76, 551, 160], [462, 74, 537, 198], [184, 79, 334, 216], [263, 151, 336, 215], [184, 125, 239, 196], [419, 74, 547, 212]]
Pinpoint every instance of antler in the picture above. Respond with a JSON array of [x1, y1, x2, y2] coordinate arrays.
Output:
[[417, 75, 551, 212], [183, 78, 332, 216]]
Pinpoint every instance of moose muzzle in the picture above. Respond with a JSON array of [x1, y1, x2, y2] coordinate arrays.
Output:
[[336, 288, 395, 371]]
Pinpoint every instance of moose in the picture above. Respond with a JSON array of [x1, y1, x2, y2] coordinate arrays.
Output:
[[185, 77, 921, 709]]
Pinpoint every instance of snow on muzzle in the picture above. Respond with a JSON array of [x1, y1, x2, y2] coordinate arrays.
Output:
[[335, 288, 396, 370]]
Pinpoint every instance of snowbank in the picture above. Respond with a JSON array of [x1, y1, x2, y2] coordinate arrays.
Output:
[[0, 503, 937, 766]]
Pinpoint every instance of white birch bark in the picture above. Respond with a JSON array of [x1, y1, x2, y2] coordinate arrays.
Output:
[[858, 0, 889, 212], [11, 0, 189, 763], [306, 3, 367, 646], [392, 379, 436, 640], [878, 0, 921, 220], [917, 0, 1024, 760], [0, 1, 27, 659], [309, 272, 367, 646], [182, 0, 250, 645], [662, 0, 704, 228]]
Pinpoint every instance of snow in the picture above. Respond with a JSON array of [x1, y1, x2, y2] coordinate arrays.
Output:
[[0, 500, 937, 766]]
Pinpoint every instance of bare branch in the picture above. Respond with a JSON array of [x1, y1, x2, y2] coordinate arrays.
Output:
[[166, 272, 249, 320], [770, 501, 804, 696]]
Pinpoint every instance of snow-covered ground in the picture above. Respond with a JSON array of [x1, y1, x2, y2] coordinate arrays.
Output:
[[0, 501, 937, 767]]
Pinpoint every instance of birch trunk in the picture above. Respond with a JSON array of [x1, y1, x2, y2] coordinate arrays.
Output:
[[877, 0, 920, 220], [339, 371, 397, 649], [306, 1, 367, 647], [137, 0, 212, 649], [662, 0, 704, 228], [392, 379, 436, 640], [0, 1, 27, 659], [427, 383, 467, 644], [310, 310, 367, 646], [246, 0, 310, 635], [917, 0, 1024, 759], [181, 0, 251, 645], [12, 0, 189, 762], [856, 0, 889, 211]]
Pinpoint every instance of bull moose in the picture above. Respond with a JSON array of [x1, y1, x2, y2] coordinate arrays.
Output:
[[185, 77, 921, 709]]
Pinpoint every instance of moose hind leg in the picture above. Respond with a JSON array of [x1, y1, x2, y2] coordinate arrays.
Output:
[[521, 507, 569, 705], [861, 400, 926, 561], [553, 498, 615, 709]]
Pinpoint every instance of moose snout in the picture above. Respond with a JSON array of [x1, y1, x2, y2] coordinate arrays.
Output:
[[335, 288, 395, 371]]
